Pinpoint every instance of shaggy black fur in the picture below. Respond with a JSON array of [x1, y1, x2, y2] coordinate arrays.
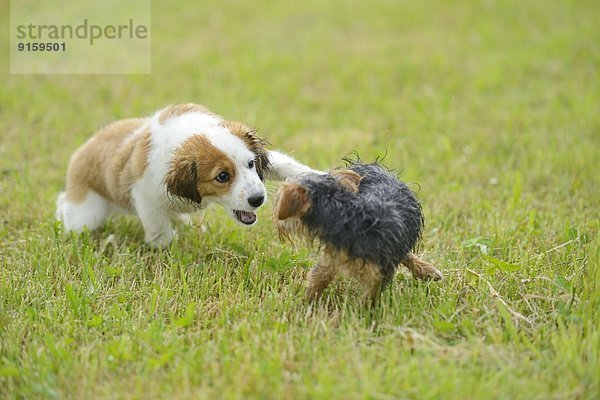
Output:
[[298, 161, 424, 279]]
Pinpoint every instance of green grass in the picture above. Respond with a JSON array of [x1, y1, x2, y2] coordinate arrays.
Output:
[[1, 0, 599, 398]]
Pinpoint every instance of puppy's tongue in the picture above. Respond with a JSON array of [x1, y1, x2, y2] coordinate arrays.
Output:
[[234, 210, 257, 225]]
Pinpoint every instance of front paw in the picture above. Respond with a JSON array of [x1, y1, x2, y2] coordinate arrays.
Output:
[[145, 228, 175, 248]]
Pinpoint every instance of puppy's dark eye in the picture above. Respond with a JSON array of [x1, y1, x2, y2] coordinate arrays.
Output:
[[248, 160, 255, 169], [215, 171, 230, 183]]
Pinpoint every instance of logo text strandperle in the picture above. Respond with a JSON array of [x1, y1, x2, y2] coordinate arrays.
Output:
[[16, 19, 148, 45]]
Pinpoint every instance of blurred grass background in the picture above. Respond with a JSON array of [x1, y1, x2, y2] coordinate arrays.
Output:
[[1, 0, 599, 398]]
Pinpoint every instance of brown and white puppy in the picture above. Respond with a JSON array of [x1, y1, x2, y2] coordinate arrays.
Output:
[[56, 103, 320, 247]]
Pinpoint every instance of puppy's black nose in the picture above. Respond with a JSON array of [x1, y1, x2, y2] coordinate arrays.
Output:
[[248, 194, 264, 208]]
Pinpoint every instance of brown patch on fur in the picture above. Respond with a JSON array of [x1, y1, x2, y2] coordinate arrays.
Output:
[[64, 118, 148, 209], [220, 120, 270, 180], [275, 183, 311, 221], [401, 253, 443, 281], [158, 103, 219, 125], [107, 129, 152, 208], [164, 135, 235, 204], [331, 169, 361, 193], [274, 183, 316, 244]]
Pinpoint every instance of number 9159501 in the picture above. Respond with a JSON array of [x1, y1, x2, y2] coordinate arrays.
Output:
[[17, 42, 66, 51]]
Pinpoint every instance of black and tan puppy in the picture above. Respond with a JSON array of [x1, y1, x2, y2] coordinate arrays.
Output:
[[275, 161, 442, 302]]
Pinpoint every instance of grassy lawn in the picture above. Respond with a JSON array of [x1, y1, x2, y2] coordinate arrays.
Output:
[[1, 0, 599, 398]]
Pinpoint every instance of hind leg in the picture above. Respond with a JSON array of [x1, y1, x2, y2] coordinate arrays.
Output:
[[348, 261, 387, 305], [401, 253, 443, 281], [56, 190, 109, 232]]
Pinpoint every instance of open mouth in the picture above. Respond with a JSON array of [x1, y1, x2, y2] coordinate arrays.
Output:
[[234, 210, 257, 225]]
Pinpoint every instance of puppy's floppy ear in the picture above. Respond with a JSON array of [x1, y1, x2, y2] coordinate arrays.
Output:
[[244, 129, 271, 181], [331, 169, 361, 193], [276, 184, 311, 220], [221, 120, 272, 181], [164, 159, 202, 204]]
